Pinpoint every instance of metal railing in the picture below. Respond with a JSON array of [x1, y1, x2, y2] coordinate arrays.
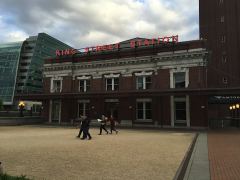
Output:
[[209, 117, 240, 129]]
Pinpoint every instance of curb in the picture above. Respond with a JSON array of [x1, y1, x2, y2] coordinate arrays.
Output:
[[173, 133, 199, 180]]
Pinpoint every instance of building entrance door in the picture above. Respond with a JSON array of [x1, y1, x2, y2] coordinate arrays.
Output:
[[51, 100, 61, 123], [104, 100, 119, 120], [172, 96, 189, 127], [208, 96, 240, 128]]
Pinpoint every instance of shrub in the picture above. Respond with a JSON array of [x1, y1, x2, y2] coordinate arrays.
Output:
[[0, 173, 31, 180]]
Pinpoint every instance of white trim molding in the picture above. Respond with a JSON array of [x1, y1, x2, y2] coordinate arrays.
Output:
[[170, 68, 189, 88], [50, 77, 63, 93], [104, 73, 120, 78], [134, 71, 153, 76], [171, 96, 190, 127], [76, 75, 91, 80]]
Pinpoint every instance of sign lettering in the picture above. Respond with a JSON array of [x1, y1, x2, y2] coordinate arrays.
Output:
[[55, 35, 178, 57]]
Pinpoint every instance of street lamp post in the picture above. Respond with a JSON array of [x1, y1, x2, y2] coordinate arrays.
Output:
[[236, 104, 240, 127], [232, 105, 236, 127]]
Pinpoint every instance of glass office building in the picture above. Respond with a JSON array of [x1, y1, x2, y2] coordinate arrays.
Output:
[[0, 33, 72, 106], [0, 42, 23, 105]]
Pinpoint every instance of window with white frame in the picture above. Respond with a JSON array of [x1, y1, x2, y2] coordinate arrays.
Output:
[[220, 16, 225, 23], [106, 78, 119, 91], [51, 78, 62, 93], [136, 76, 152, 90], [78, 101, 90, 117], [136, 99, 152, 120], [174, 72, 186, 88], [79, 79, 90, 92], [174, 96, 187, 125], [221, 35, 226, 43]]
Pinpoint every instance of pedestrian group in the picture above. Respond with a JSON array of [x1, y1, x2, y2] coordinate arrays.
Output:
[[76, 114, 119, 140]]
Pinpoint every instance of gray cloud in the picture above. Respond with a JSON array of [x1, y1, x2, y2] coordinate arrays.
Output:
[[0, 0, 199, 48]]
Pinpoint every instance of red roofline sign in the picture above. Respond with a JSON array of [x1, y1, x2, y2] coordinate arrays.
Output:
[[55, 35, 178, 57]]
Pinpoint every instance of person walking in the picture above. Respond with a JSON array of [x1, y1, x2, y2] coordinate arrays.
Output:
[[81, 116, 92, 140], [76, 115, 85, 138], [98, 115, 109, 135], [109, 115, 118, 134]]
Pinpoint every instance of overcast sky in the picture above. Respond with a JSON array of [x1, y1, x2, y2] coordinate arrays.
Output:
[[0, 0, 199, 48]]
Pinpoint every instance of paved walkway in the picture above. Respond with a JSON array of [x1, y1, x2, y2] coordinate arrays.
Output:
[[184, 130, 240, 180], [208, 130, 240, 180], [184, 133, 210, 180]]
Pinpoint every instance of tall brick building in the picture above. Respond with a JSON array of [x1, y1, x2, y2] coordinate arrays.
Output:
[[200, 0, 240, 88]]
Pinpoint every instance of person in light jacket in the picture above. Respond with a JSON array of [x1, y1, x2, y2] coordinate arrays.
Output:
[[98, 115, 109, 135]]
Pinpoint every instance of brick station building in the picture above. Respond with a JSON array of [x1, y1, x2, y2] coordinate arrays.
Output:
[[19, 38, 212, 128], [15, 0, 240, 128]]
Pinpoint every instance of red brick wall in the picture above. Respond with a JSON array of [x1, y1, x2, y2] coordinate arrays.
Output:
[[41, 100, 49, 121], [43, 78, 51, 93], [61, 99, 75, 122], [190, 95, 208, 127], [89, 97, 105, 119], [119, 76, 134, 91], [118, 97, 134, 120], [73, 79, 78, 92], [189, 67, 207, 88], [91, 79, 102, 92], [62, 77, 72, 93], [161, 96, 171, 126], [155, 69, 170, 89]]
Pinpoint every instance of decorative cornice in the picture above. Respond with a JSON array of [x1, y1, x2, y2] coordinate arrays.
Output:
[[43, 50, 208, 79]]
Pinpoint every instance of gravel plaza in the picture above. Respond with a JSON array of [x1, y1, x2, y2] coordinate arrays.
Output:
[[0, 126, 194, 180]]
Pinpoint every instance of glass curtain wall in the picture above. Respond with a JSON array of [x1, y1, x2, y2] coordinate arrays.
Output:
[[0, 42, 23, 104]]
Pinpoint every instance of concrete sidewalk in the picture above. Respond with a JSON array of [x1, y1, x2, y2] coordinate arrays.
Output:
[[184, 133, 210, 180], [184, 130, 240, 180]]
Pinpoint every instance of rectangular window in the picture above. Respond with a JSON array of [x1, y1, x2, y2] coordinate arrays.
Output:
[[52, 80, 61, 93], [174, 72, 185, 88], [52, 100, 61, 122], [137, 102, 144, 119], [137, 77, 144, 90], [79, 79, 90, 92], [136, 100, 152, 120], [146, 76, 152, 89], [222, 55, 227, 63], [221, 35, 226, 43], [220, 16, 225, 23], [78, 102, 90, 117], [106, 78, 119, 91], [136, 76, 152, 90], [114, 78, 119, 90], [174, 96, 187, 126], [175, 102, 186, 121], [106, 78, 113, 91]]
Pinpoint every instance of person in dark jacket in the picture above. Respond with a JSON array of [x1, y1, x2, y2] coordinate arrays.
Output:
[[98, 115, 109, 135], [81, 116, 92, 140], [76, 115, 85, 138], [109, 115, 118, 134]]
